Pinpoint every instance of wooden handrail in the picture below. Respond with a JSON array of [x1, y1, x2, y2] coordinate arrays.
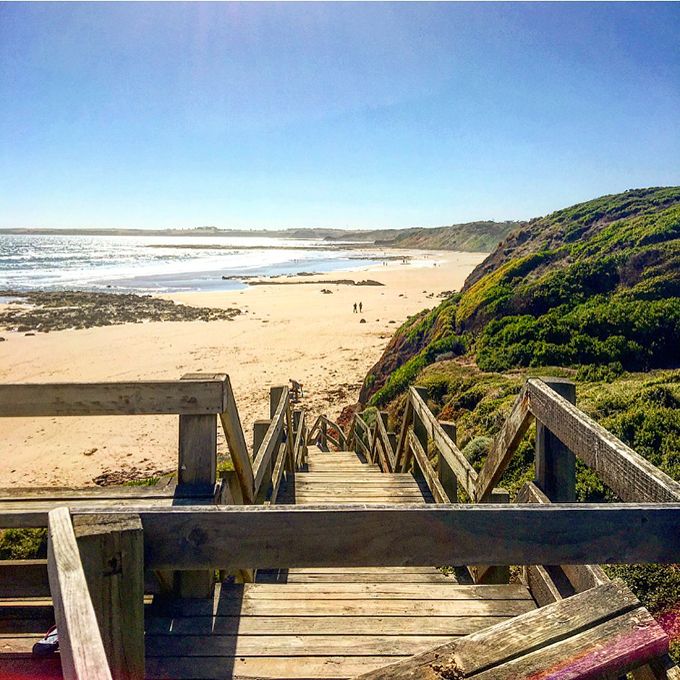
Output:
[[373, 414, 396, 472], [47, 507, 113, 680], [527, 378, 680, 503], [406, 429, 449, 502], [0, 379, 228, 417], [253, 387, 289, 497], [50, 503, 680, 569], [294, 411, 308, 469], [474, 383, 533, 502], [218, 376, 255, 504], [307, 414, 346, 450]]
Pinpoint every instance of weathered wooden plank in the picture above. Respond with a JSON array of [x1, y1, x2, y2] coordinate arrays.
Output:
[[147, 597, 535, 617], [535, 378, 577, 502], [63, 503, 680, 569], [408, 430, 450, 503], [0, 485, 192, 500], [177, 414, 217, 489], [265, 443, 288, 506], [516, 481, 610, 593], [145, 634, 458, 657], [473, 607, 666, 680], [0, 559, 50, 598], [474, 384, 533, 502], [470, 488, 510, 585], [525, 563, 562, 606], [0, 379, 227, 417], [252, 389, 287, 496], [47, 507, 113, 680], [0, 497, 189, 529], [278, 573, 457, 584], [528, 378, 680, 503], [145, 655, 406, 679], [352, 580, 658, 680], [144, 615, 514, 636], [395, 397, 414, 473], [218, 376, 255, 504], [409, 388, 478, 498], [376, 413, 396, 472], [216, 582, 532, 599], [73, 514, 144, 680]]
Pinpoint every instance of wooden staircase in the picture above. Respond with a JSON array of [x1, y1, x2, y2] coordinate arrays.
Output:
[[145, 445, 537, 679]]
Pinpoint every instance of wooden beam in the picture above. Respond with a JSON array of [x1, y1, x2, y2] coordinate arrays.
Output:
[[265, 444, 288, 506], [470, 488, 510, 585], [516, 481, 610, 595], [409, 387, 478, 498], [217, 376, 254, 504], [375, 413, 395, 472], [73, 514, 145, 680], [47, 507, 113, 680], [177, 414, 216, 490], [61, 503, 680, 569], [394, 399, 413, 472], [474, 384, 534, 502], [252, 390, 288, 496], [528, 378, 680, 503], [351, 580, 667, 680], [407, 429, 450, 503], [0, 379, 227, 417], [534, 378, 577, 502]]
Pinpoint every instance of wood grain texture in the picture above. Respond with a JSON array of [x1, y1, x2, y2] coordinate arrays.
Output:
[[528, 378, 680, 503], [62, 503, 680, 569], [409, 388, 478, 498], [252, 389, 288, 496], [0, 379, 226, 417], [47, 507, 113, 680], [353, 580, 667, 680], [218, 376, 255, 504], [73, 514, 145, 680], [407, 430, 449, 503], [474, 384, 534, 502]]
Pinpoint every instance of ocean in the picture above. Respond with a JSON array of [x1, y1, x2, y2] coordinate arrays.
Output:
[[0, 233, 387, 293]]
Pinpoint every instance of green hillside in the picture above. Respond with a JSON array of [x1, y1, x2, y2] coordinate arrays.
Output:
[[357, 187, 680, 650], [361, 186, 680, 405], [373, 220, 520, 252]]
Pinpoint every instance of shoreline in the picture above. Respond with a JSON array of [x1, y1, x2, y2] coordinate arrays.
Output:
[[0, 249, 486, 488]]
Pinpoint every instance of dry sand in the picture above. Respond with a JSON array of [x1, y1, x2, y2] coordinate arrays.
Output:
[[0, 250, 486, 487]]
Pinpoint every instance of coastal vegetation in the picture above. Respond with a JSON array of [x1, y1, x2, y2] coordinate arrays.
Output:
[[358, 186, 680, 649]]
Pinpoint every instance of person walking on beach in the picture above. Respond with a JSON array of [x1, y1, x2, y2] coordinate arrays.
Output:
[[353, 303, 357, 313], [359, 301, 363, 313]]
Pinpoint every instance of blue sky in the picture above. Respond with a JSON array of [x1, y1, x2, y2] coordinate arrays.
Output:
[[1, 2, 678, 230]]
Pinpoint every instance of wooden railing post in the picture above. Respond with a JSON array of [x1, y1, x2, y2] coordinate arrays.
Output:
[[470, 488, 510, 584], [47, 507, 113, 680], [176, 374, 218, 597], [253, 419, 271, 503], [321, 419, 328, 448], [411, 387, 429, 479], [535, 378, 577, 502], [74, 514, 145, 680], [438, 421, 458, 502]]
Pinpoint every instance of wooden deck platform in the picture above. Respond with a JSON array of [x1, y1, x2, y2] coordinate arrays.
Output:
[[143, 447, 537, 679]]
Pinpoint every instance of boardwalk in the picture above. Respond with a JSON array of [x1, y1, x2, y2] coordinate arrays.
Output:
[[0, 376, 677, 679], [145, 446, 536, 679]]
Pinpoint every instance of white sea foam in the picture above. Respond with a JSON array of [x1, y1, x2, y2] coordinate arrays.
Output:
[[0, 234, 382, 293]]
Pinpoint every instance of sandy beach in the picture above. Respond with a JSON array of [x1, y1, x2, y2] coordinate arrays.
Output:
[[0, 250, 485, 487]]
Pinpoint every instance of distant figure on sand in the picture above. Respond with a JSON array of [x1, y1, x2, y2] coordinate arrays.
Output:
[[359, 302, 363, 313], [353, 303, 357, 313]]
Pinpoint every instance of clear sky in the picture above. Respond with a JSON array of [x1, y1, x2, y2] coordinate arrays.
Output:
[[1, 2, 678, 230]]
